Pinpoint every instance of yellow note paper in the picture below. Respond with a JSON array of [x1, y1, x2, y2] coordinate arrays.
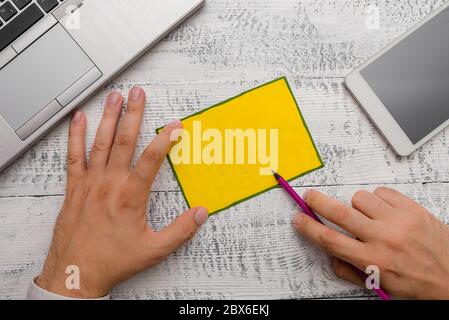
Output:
[[159, 77, 323, 215]]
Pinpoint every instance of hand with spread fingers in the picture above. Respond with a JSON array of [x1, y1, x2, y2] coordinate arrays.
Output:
[[36, 87, 209, 298], [293, 188, 449, 299]]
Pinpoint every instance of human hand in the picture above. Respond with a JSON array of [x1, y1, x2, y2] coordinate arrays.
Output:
[[293, 187, 449, 299], [36, 87, 209, 298]]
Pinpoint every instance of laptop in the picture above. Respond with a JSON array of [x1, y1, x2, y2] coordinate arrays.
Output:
[[0, 0, 204, 172]]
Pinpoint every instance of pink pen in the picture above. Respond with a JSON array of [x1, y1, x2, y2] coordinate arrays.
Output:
[[272, 170, 391, 300]]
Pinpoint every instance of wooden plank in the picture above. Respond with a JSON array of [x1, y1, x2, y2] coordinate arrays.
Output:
[[1, 183, 448, 299], [1, 80, 449, 197], [1, 0, 449, 197]]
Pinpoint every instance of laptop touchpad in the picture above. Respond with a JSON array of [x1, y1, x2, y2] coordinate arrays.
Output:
[[0, 24, 95, 131]]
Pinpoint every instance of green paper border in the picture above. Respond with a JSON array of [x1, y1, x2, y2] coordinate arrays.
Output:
[[157, 76, 324, 215]]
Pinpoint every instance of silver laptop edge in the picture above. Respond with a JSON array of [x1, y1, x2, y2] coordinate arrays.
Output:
[[0, 0, 205, 172]]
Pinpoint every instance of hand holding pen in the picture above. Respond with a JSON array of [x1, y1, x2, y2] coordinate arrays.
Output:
[[272, 170, 391, 300]]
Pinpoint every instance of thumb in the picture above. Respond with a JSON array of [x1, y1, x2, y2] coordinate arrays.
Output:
[[156, 207, 209, 254]]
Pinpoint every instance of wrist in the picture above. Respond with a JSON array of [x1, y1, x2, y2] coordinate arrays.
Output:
[[36, 267, 109, 299]]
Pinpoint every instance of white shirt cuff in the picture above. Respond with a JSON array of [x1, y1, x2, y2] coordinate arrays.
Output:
[[26, 277, 110, 300]]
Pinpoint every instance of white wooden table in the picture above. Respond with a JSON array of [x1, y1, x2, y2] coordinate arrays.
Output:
[[1, 0, 449, 300]]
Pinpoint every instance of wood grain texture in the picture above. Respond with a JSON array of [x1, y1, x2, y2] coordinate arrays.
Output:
[[1, 183, 448, 300], [1, 0, 449, 197], [1, 0, 449, 299]]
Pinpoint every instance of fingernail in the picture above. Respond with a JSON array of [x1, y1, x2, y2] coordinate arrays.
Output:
[[167, 119, 182, 128], [72, 111, 83, 124], [303, 190, 313, 201], [108, 92, 122, 107], [194, 207, 209, 226], [129, 87, 143, 101], [293, 213, 303, 226]]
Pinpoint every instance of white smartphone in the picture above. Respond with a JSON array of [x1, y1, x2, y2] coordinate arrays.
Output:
[[345, 3, 449, 156]]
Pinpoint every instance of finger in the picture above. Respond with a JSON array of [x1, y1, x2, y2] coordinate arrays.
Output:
[[351, 189, 395, 219], [108, 87, 146, 170], [67, 111, 87, 185], [155, 207, 208, 254], [373, 187, 423, 212], [293, 213, 367, 270], [331, 257, 365, 287], [131, 120, 182, 190], [304, 190, 374, 240], [88, 92, 123, 171]]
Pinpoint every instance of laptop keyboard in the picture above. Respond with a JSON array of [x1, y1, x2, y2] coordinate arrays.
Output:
[[0, 0, 65, 52]]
